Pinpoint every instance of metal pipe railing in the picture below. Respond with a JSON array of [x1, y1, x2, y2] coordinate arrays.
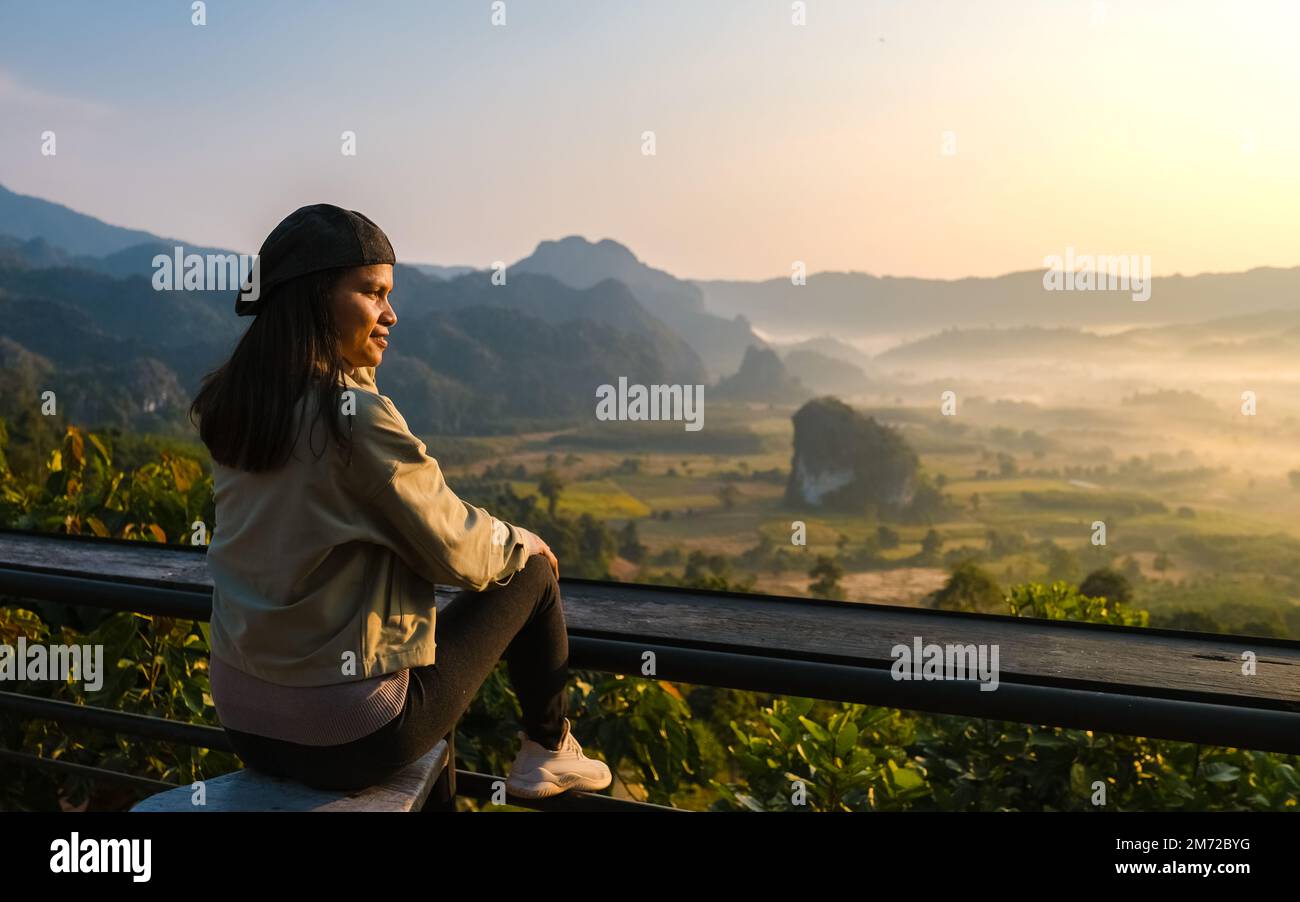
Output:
[[0, 691, 670, 811]]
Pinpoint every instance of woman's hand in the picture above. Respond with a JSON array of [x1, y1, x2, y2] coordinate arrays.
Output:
[[517, 526, 559, 581]]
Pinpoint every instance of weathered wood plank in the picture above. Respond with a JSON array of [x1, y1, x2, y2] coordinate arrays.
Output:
[[130, 739, 447, 812], [548, 581, 1300, 710], [0, 530, 210, 590]]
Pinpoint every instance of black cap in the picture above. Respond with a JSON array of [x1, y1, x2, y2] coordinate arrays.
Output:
[[235, 204, 396, 316]]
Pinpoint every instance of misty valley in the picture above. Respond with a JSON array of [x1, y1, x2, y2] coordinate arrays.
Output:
[[3, 183, 1298, 642]]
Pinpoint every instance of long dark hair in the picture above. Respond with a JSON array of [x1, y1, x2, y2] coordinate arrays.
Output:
[[189, 267, 355, 472]]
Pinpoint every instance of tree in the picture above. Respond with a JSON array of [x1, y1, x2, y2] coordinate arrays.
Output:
[[876, 526, 900, 550], [683, 549, 738, 589], [996, 452, 1017, 478], [617, 520, 647, 564], [904, 481, 946, 524], [808, 555, 843, 599], [986, 529, 1026, 558], [537, 469, 565, 516], [1117, 555, 1142, 583], [920, 529, 943, 559], [1044, 542, 1081, 583], [926, 561, 1003, 614], [717, 483, 740, 510], [1079, 567, 1133, 605]]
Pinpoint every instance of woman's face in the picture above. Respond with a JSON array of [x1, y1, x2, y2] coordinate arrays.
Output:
[[329, 264, 396, 370]]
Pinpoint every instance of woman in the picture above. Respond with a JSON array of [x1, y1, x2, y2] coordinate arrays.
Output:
[[189, 204, 611, 801]]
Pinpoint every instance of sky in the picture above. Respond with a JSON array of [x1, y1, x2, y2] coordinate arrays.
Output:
[[1, 0, 1298, 281]]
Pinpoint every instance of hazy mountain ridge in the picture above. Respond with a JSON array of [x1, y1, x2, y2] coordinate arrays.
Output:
[[694, 266, 1300, 341], [0, 184, 179, 257], [714, 345, 811, 403], [0, 192, 714, 433], [6, 182, 1300, 434], [390, 264, 707, 384], [408, 263, 477, 280], [511, 235, 766, 377], [874, 319, 1300, 376]]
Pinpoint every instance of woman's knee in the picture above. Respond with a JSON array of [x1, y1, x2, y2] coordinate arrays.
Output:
[[516, 554, 563, 614], [519, 552, 558, 589]]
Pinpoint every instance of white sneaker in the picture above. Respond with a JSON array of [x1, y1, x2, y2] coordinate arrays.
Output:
[[505, 717, 613, 800]]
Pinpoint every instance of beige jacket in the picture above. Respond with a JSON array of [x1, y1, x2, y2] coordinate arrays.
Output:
[[207, 365, 530, 687]]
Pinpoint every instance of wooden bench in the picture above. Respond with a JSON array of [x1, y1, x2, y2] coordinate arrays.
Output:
[[129, 740, 451, 812], [3, 527, 1300, 761]]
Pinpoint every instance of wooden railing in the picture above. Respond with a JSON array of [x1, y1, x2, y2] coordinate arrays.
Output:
[[2, 527, 1299, 809]]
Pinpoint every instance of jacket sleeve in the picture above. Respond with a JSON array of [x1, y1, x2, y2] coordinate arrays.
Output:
[[344, 393, 531, 591]]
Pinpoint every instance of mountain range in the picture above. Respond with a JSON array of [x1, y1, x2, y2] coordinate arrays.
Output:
[[2, 181, 1298, 436], [696, 264, 1300, 345], [0, 183, 766, 434]]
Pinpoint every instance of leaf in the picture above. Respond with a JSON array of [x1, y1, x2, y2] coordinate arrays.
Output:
[[835, 722, 859, 759], [798, 716, 831, 744], [168, 456, 201, 493], [1026, 732, 1071, 749], [147, 523, 167, 543], [181, 682, 206, 716], [1200, 762, 1242, 783], [64, 428, 84, 468], [87, 432, 112, 466], [657, 680, 683, 701], [888, 760, 925, 792], [85, 516, 110, 538], [1069, 762, 1091, 798]]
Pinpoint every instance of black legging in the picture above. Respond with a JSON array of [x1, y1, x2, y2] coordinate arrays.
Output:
[[222, 554, 570, 791]]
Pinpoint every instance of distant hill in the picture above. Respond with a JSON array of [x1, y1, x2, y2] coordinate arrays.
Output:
[[695, 266, 1300, 340], [78, 240, 249, 281], [777, 335, 877, 372], [781, 348, 869, 395], [391, 264, 705, 383], [0, 188, 724, 425], [0, 235, 97, 270], [870, 314, 1300, 383], [876, 326, 1131, 366], [0, 335, 54, 380], [786, 396, 918, 512], [511, 235, 765, 377], [714, 345, 811, 403], [0, 183, 177, 257], [0, 260, 238, 362], [0, 273, 701, 435], [0, 252, 707, 435], [1120, 389, 1226, 421], [408, 263, 478, 280], [384, 303, 694, 432]]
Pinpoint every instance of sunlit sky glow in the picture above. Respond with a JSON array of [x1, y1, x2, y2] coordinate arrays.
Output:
[[1, 0, 1297, 280]]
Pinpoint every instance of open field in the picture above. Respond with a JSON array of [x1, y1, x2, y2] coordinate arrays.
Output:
[[438, 390, 1300, 638]]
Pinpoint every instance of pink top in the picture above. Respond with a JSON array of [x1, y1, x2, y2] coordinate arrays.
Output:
[[209, 653, 409, 747]]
